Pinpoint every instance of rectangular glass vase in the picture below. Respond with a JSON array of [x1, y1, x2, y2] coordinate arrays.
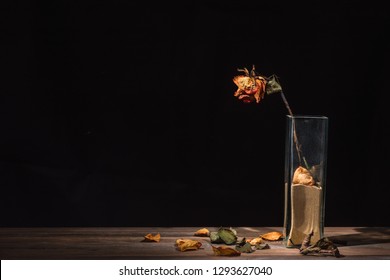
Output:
[[283, 115, 329, 247]]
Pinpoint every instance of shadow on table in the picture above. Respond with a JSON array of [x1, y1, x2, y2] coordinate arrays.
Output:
[[329, 227, 390, 246]]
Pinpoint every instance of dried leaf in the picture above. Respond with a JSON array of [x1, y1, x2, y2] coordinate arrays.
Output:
[[212, 245, 241, 256], [210, 231, 223, 243], [175, 239, 202, 252], [261, 231, 283, 241], [217, 228, 237, 245], [229, 227, 238, 236], [265, 74, 283, 95], [248, 237, 263, 245], [236, 237, 247, 247], [194, 228, 210, 237], [235, 238, 254, 253], [300, 236, 342, 257], [239, 238, 269, 250], [143, 233, 161, 242]]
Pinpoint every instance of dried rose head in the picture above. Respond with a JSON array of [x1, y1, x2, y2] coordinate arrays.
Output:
[[233, 65, 266, 104], [233, 65, 283, 104]]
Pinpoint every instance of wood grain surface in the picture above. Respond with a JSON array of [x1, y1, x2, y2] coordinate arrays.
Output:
[[1, 227, 389, 260]]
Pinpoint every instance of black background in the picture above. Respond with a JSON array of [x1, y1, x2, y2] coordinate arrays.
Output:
[[1, 1, 389, 227]]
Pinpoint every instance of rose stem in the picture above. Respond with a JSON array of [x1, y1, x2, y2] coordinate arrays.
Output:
[[280, 91, 305, 168]]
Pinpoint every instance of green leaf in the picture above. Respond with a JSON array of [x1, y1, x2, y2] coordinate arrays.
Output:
[[236, 242, 254, 253], [266, 75, 283, 95], [229, 227, 237, 236], [237, 237, 247, 246], [210, 232, 223, 243], [218, 228, 238, 245]]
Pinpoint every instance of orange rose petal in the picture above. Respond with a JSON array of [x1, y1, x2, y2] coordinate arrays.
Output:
[[261, 231, 283, 241], [143, 233, 161, 242], [249, 237, 263, 245], [175, 239, 202, 252], [254, 86, 261, 103], [194, 228, 210, 237]]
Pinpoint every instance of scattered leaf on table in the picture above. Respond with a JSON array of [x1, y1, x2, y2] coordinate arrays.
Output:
[[229, 227, 238, 236], [300, 236, 341, 258], [194, 228, 210, 237], [247, 237, 263, 245], [143, 233, 161, 242], [261, 231, 283, 241], [175, 239, 202, 252], [237, 237, 247, 244], [212, 245, 241, 256], [217, 227, 238, 245], [235, 238, 254, 253], [210, 232, 223, 243]]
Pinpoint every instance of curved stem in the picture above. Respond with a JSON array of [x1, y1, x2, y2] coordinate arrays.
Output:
[[280, 91, 304, 167]]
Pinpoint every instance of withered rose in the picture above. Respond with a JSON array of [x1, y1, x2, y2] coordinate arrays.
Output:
[[233, 66, 267, 104], [233, 75, 266, 104], [232, 65, 284, 104]]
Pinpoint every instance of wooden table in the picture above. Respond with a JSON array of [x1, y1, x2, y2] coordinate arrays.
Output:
[[1, 227, 389, 260]]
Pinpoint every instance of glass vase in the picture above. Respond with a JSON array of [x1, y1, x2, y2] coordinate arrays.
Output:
[[283, 115, 329, 247]]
